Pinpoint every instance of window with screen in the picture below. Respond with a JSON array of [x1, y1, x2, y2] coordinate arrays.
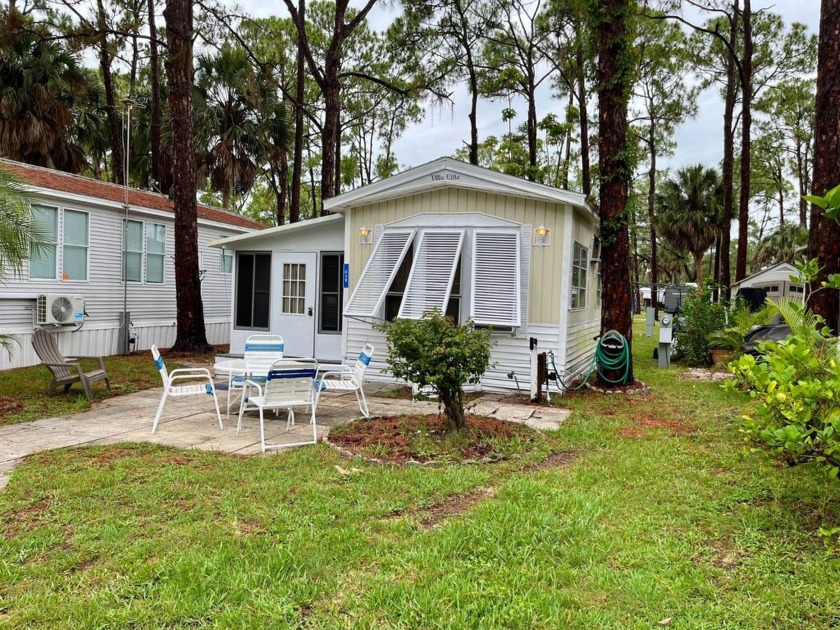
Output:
[[31, 205, 88, 281], [30, 205, 59, 279], [235, 252, 271, 329], [320, 253, 344, 333]]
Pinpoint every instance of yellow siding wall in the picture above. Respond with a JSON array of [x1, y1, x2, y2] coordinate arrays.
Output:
[[347, 188, 568, 325], [567, 207, 601, 326]]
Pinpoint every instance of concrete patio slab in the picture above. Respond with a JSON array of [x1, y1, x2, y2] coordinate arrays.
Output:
[[0, 384, 572, 489]]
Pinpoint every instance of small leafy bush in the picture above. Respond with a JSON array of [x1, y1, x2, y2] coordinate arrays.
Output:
[[674, 286, 726, 366], [707, 300, 770, 356], [379, 311, 494, 431], [727, 299, 840, 476]]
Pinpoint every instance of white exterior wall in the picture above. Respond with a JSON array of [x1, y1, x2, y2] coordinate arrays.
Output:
[[0, 191, 251, 370], [224, 217, 345, 359]]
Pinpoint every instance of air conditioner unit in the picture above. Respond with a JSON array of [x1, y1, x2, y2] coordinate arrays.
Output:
[[36, 294, 85, 326]]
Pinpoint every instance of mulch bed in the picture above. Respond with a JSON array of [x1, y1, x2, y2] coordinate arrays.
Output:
[[328, 414, 538, 464], [0, 396, 23, 418]]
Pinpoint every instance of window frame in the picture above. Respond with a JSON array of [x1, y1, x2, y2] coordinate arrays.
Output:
[[234, 251, 271, 331], [29, 205, 90, 282], [319, 252, 344, 334], [122, 218, 167, 284], [570, 241, 589, 310]]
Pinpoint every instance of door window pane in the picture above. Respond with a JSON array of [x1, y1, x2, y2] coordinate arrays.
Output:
[[282, 263, 306, 314]]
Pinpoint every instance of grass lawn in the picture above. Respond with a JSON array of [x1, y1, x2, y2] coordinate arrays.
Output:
[[2, 321, 840, 627], [0, 349, 218, 426]]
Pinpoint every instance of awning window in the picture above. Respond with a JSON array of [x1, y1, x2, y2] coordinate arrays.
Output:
[[344, 229, 416, 317], [398, 230, 465, 319], [471, 231, 521, 327]]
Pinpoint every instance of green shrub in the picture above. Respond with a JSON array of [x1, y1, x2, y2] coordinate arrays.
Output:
[[379, 311, 494, 431], [674, 286, 726, 366], [707, 300, 770, 357], [726, 299, 840, 476]]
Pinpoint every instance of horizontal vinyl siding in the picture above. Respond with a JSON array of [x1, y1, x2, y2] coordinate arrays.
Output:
[[0, 195, 248, 370], [561, 318, 601, 379], [344, 319, 560, 392]]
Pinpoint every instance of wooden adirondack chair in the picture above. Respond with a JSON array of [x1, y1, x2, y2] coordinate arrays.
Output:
[[32, 328, 110, 402]]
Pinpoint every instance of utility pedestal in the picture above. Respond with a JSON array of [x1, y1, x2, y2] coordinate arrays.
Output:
[[645, 307, 655, 337], [658, 316, 673, 369]]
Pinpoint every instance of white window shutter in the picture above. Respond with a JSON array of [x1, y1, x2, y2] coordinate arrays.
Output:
[[344, 229, 416, 317], [373, 224, 383, 245], [398, 230, 465, 319], [471, 231, 521, 327], [520, 224, 531, 329]]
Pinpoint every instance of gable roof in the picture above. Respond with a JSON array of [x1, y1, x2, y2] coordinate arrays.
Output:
[[323, 157, 596, 219], [1, 159, 266, 231], [734, 262, 798, 286]]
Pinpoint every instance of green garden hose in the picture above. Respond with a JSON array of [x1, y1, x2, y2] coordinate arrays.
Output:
[[553, 330, 631, 391]]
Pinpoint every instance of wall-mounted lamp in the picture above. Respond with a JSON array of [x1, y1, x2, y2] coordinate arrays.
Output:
[[534, 225, 551, 247], [359, 225, 372, 245]]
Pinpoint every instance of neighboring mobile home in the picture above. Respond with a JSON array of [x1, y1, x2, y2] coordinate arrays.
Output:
[[0, 160, 265, 370], [732, 262, 804, 302], [210, 157, 601, 392]]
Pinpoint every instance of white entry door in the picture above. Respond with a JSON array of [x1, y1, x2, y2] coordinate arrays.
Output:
[[275, 253, 317, 357]]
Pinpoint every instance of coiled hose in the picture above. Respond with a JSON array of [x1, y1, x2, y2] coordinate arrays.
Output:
[[553, 330, 631, 391]]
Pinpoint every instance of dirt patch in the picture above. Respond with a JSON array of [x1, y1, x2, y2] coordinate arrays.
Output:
[[521, 451, 577, 472], [161, 456, 192, 465], [0, 396, 23, 418], [328, 414, 538, 464], [679, 367, 733, 381], [620, 411, 696, 438], [382, 487, 496, 528], [420, 487, 496, 527], [3, 498, 52, 535]]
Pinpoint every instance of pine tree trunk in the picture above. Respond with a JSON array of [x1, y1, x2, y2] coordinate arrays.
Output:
[[720, 4, 739, 301], [576, 42, 591, 197], [148, 0, 163, 191], [526, 69, 537, 179], [648, 127, 659, 320], [595, 0, 634, 385], [736, 0, 752, 282], [164, 0, 210, 352], [97, 0, 124, 185], [290, 0, 305, 224], [468, 64, 479, 165], [807, 0, 840, 333]]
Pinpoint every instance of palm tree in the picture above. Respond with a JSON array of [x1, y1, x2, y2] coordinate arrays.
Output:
[[753, 223, 808, 269], [655, 164, 724, 285], [194, 46, 273, 208], [0, 166, 36, 357], [0, 12, 92, 172]]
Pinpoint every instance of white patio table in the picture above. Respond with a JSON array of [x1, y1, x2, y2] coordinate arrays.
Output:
[[213, 357, 250, 422]]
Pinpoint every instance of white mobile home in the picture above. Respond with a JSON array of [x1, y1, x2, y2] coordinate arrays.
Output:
[[0, 160, 265, 370], [211, 157, 601, 392], [732, 262, 804, 302]]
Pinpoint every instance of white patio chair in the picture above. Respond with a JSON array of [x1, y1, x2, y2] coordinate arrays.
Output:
[[237, 358, 319, 452], [151, 345, 222, 434], [315, 344, 374, 418], [225, 334, 285, 421]]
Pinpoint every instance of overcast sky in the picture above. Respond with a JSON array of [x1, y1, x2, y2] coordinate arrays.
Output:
[[239, 0, 820, 187]]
